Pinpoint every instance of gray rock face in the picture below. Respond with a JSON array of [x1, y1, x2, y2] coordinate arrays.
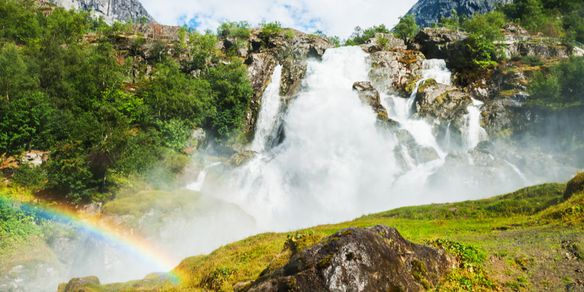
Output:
[[369, 49, 425, 96], [48, 0, 153, 23], [352, 81, 391, 122], [245, 226, 455, 292], [407, 0, 512, 27]]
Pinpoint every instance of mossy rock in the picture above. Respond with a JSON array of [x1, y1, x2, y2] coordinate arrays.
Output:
[[418, 78, 437, 94], [565, 172, 584, 199]]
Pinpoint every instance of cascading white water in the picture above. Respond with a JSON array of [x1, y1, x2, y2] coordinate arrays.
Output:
[[384, 59, 453, 158], [215, 47, 403, 229], [250, 65, 283, 152], [463, 98, 488, 150], [404, 59, 452, 116]]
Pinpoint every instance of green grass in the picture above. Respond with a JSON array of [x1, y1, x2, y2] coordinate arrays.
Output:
[[80, 182, 584, 291]]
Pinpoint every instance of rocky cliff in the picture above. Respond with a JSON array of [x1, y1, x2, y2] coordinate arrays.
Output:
[[407, 0, 512, 27], [47, 0, 153, 23]]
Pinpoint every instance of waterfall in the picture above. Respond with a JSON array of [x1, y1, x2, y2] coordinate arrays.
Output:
[[250, 65, 283, 152], [216, 47, 402, 229], [463, 98, 488, 150], [386, 59, 453, 158]]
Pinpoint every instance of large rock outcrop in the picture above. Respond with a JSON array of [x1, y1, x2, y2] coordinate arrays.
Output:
[[244, 226, 455, 292], [47, 0, 153, 23], [407, 0, 512, 27]]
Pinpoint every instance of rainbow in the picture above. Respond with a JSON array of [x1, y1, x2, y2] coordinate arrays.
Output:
[[2, 196, 183, 284]]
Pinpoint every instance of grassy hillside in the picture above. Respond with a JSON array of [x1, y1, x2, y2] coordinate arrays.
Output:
[[72, 182, 584, 291]]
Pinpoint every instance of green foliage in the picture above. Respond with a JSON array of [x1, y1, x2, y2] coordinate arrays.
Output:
[[187, 32, 218, 71], [393, 15, 420, 43], [313, 31, 341, 47], [462, 11, 507, 70], [0, 0, 40, 44], [0, 197, 41, 251], [260, 21, 283, 39], [0, 0, 254, 203], [345, 24, 390, 46], [217, 21, 251, 56], [528, 57, 584, 108], [12, 165, 47, 192], [204, 60, 253, 140], [141, 60, 213, 123], [217, 21, 251, 39], [502, 0, 584, 42]]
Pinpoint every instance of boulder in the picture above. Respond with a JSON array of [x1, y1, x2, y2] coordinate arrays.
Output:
[[565, 172, 584, 200], [415, 79, 472, 122], [352, 81, 391, 122], [245, 226, 455, 292], [369, 50, 425, 96], [413, 28, 467, 61]]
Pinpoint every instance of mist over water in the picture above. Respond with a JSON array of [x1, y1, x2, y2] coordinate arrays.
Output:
[[11, 47, 579, 291]]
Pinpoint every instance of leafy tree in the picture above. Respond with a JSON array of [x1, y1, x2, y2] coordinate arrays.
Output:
[[0, 43, 37, 99], [204, 60, 253, 140], [345, 24, 391, 46], [0, 92, 55, 154], [0, 0, 40, 44], [141, 60, 214, 124], [393, 15, 420, 43]]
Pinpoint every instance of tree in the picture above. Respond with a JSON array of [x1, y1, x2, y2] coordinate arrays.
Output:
[[393, 15, 420, 43], [345, 25, 390, 45]]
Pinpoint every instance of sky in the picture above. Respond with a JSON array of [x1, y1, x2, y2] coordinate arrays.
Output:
[[140, 0, 418, 38]]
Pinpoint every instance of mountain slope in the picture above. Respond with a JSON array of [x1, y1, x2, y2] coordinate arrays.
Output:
[[47, 0, 153, 23], [407, 0, 512, 27]]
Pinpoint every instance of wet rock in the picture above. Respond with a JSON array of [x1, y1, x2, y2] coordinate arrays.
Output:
[[229, 150, 257, 167], [352, 81, 391, 122], [394, 130, 441, 170], [369, 50, 425, 96], [413, 28, 468, 61], [415, 79, 472, 122], [245, 226, 455, 292], [565, 173, 584, 200]]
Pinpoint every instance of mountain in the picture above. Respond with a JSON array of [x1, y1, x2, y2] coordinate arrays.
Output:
[[47, 0, 153, 23], [407, 0, 512, 27]]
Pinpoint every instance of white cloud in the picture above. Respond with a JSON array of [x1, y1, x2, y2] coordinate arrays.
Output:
[[140, 0, 417, 38]]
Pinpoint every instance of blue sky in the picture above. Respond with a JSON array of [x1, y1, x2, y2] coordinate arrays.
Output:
[[140, 0, 417, 38]]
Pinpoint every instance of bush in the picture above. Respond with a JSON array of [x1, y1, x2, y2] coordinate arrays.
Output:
[[345, 24, 390, 46], [12, 165, 47, 192], [260, 21, 283, 39], [217, 21, 251, 39]]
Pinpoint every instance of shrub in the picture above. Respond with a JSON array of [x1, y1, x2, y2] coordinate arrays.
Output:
[[345, 24, 390, 46], [260, 21, 283, 40], [12, 165, 47, 192]]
